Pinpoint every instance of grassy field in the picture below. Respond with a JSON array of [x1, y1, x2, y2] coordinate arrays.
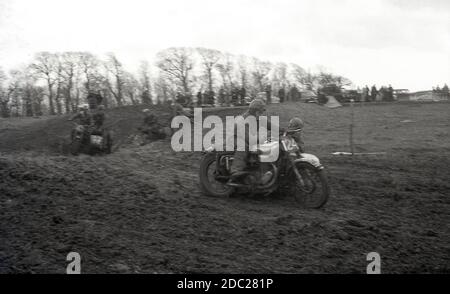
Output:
[[0, 101, 449, 273]]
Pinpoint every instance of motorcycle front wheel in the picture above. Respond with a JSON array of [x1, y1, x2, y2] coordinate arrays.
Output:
[[199, 153, 234, 198], [292, 162, 330, 208]]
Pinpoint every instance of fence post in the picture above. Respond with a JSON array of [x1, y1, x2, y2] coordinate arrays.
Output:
[[350, 99, 355, 155]]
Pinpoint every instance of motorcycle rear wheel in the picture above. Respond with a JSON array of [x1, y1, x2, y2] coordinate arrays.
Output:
[[199, 153, 234, 198]]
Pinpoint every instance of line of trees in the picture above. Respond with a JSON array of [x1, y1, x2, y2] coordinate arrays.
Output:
[[0, 47, 351, 118]]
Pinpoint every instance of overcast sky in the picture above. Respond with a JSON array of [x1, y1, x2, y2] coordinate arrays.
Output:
[[0, 0, 449, 91]]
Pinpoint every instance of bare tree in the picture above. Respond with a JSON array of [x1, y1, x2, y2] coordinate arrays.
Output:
[[60, 52, 81, 113], [4, 68, 43, 117], [0, 67, 9, 117], [237, 55, 250, 88], [104, 53, 125, 106], [251, 58, 272, 92], [215, 53, 236, 91], [197, 48, 221, 93], [78, 52, 101, 93], [7, 69, 24, 117], [122, 71, 140, 105], [54, 53, 65, 114], [29, 52, 58, 115], [72, 67, 82, 109], [272, 62, 288, 87], [0, 67, 5, 85], [156, 47, 194, 94], [138, 60, 153, 105], [154, 74, 174, 104], [31, 86, 45, 116], [315, 66, 352, 89], [289, 63, 310, 88], [21, 69, 40, 116], [0, 49, 352, 115]]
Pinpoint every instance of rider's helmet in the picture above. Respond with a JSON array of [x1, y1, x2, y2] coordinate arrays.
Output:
[[288, 117, 304, 132], [248, 99, 266, 115], [142, 108, 150, 114]]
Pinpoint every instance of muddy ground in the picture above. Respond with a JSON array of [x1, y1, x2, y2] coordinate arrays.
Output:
[[0, 102, 449, 273]]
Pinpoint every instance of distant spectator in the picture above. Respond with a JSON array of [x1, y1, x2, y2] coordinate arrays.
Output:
[[442, 84, 449, 98], [265, 84, 272, 104], [176, 92, 186, 105], [278, 87, 285, 103], [239, 87, 246, 105], [387, 85, 394, 101], [208, 90, 215, 105], [231, 87, 239, 105], [379, 86, 387, 101], [289, 85, 300, 102], [361, 85, 369, 102], [317, 89, 327, 104], [370, 85, 378, 102], [225, 89, 232, 106], [376, 86, 385, 102], [219, 87, 226, 106], [196, 91, 203, 106]]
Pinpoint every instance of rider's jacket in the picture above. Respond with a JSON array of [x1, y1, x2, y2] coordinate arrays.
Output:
[[226, 111, 275, 152], [92, 111, 105, 128]]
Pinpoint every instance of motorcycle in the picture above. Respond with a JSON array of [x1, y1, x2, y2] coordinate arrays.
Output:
[[199, 130, 330, 208], [70, 122, 113, 155]]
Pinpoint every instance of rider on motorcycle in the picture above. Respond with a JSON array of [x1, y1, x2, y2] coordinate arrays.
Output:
[[91, 105, 106, 135], [68, 104, 92, 139], [228, 99, 277, 183], [69, 104, 91, 125]]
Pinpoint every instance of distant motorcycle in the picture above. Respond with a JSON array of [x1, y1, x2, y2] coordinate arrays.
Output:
[[199, 130, 330, 208], [70, 122, 113, 155]]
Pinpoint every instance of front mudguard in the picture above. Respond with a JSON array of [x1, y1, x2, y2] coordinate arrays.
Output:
[[295, 153, 324, 170]]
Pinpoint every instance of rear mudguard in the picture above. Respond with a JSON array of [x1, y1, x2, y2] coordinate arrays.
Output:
[[295, 153, 324, 170]]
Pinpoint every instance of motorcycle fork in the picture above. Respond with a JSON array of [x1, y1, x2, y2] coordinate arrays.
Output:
[[288, 154, 305, 186]]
